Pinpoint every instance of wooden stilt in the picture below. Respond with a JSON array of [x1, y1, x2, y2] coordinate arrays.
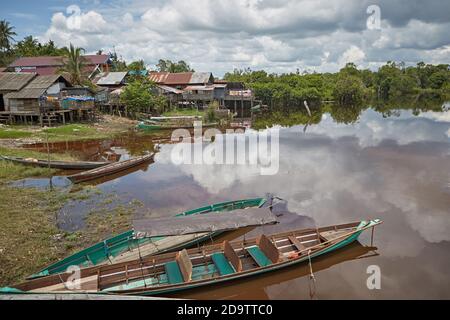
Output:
[[371, 227, 375, 246]]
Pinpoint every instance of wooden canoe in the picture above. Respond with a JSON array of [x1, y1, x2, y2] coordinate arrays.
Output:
[[137, 122, 218, 131], [26, 198, 267, 279], [67, 153, 154, 183], [8, 219, 382, 295], [0, 155, 110, 170]]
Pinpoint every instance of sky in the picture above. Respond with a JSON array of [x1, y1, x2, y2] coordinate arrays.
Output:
[[2, 0, 450, 76]]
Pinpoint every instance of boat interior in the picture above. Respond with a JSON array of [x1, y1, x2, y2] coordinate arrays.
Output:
[[16, 222, 361, 294]]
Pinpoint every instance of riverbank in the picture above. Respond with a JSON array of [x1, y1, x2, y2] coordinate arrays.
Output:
[[0, 157, 137, 286], [0, 115, 136, 147]]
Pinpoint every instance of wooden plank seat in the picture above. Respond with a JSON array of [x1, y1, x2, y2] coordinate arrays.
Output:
[[164, 249, 193, 285], [247, 234, 281, 267], [211, 253, 235, 276], [247, 246, 273, 267], [288, 235, 306, 251], [164, 261, 184, 285]]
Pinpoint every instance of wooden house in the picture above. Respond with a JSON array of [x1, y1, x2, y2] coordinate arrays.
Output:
[[0, 72, 36, 111], [4, 75, 71, 112]]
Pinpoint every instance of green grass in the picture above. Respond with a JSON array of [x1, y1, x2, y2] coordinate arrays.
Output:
[[0, 161, 55, 182], [0, 121, 132, 143], [0, 146, 74, 161], [0, 144, 136, 287], [162, 109, 205, 117], [0, 147, 76, 183], [40, 124, 105, 141], [0, 129, 33, 139], [0, 186, 70, 286]]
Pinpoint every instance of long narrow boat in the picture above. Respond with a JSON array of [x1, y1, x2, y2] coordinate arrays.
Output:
[[6, 219, 381, 295], [26, 198, 267, 279], [0, 155, 110, 170], [137, 122, 218, 131], [67, 153, 154, 183]]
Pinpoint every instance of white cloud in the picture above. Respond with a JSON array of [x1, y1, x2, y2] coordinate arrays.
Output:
[[38, 1, 450, 75], [338, 45, 366, 67]]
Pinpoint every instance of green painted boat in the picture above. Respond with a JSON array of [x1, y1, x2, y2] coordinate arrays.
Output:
[[9, 219, 381, 296], [27, 198, 267, 279]]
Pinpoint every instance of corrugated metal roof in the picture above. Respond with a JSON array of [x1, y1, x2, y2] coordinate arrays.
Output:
[[148, 72, 169, 83], [184, 85, 215, 91], [94, 72, 128, 85], [165, 72, 193, 85], [156, 84, 184, 94], [9, 55, 109, 67], [0, 72, 36, 91], [149, 72, 192, 85], [4, 88, 47, 99], [25, 75, 65, 89], [149, 72, 213, 85], [190, 72, 212, 84], [4, 75, 67, 99]]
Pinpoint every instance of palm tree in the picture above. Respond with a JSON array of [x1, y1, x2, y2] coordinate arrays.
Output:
[[15, 35, 39, 56], [59, 43, 87, 85], [0, 20, 17, 52]]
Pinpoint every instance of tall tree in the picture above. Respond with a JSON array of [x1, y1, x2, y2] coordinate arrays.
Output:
[[156, 59, 193, 73], [0, 20, 16, 52], [59, 43, 87, 85], [127, 59, 145, 71], [14, 35, 39, 56]]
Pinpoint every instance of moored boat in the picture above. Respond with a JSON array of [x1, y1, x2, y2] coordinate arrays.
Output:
[[26, 197, 267, 279], [136, 121, 218, 131], [0, 155, 110, 170], [67, 153, 154, 183], [7, 219, 381, 295]]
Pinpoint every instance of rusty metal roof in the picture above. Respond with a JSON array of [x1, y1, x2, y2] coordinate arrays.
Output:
[[165, 72, 193, 85], [0, 72, 36, 91], [148, 72, 169, 83]]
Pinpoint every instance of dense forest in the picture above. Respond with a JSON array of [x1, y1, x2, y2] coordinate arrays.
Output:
[[224, 62, 450, 109]]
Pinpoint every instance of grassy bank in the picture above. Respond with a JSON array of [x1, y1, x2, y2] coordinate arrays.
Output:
[[162, 109, 205, 117], [0, 145, 135, 287], [0, 115, 136, 144]]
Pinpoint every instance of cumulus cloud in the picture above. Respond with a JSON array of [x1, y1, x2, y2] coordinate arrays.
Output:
[[38, 0, 450, 75], [338, 45, 366, 67]]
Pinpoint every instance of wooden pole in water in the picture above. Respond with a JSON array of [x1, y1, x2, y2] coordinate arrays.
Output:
[[371, 226, 375, 246], [46, 131, 53, 191]]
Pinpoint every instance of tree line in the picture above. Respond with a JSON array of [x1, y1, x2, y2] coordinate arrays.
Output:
[[224, 62, 450, 110]]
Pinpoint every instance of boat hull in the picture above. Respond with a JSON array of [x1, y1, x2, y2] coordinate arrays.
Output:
[[0, 155, 110, 170], [117, 229, 365, 296], [67, 154, 154, 183], [28, 197, 267, 279], [137, 123, 218, 131]]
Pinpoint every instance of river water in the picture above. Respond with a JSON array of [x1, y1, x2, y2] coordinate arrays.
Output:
[[22, 105, 450, 299]]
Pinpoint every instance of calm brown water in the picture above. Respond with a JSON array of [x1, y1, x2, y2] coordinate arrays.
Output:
[[22, 107, 450, 299]]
